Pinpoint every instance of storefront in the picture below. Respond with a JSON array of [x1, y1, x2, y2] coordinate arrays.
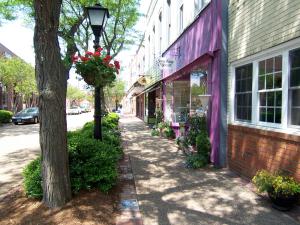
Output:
[[161, 1, 228, 167]]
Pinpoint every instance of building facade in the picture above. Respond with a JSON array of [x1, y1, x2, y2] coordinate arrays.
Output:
[[127, 0, 228, 167], [0, 43, 17, 111], [227, 0, 300, 181]]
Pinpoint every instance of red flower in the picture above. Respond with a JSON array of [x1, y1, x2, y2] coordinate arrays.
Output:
[[93, 51, 100, 57], [80, 56, 90, 62], [85, 51, 93, 56], [97, 47, 103, 52], [71, 54, 78, 63], [103, 55, 112, 64], [114, 60, 120, 70]]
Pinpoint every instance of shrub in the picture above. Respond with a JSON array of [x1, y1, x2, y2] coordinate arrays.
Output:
[[187, 116, 207, 146], [151, 129, 160, 136], [23, 157, 42, 199], [23, 116, 122, 198], [252, 170, 300, 196], [185, 154, 208, 169], [185, 131, 211, 169], [155, 110, 163, 125], [0, 110, 13, 123], [164, 126, 175, 139], [196, 132, 210, 157], [68, 133, 121, 193]]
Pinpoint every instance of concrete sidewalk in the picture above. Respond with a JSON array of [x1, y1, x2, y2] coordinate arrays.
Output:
[[120, 116, 299, 225]]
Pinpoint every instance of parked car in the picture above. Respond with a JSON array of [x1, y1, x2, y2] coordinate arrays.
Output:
[[80, 105, 91, 113], [66, 106, 81, 115], [12, 107, 39, 125]]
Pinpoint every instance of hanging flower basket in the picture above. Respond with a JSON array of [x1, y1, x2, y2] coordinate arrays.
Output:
[[72, 48, 120, 87]]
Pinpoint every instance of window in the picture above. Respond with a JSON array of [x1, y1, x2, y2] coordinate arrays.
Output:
[[194, 0, 210, 14], [235, 64, 252, 121], [167, 0, 171, 45], [190, 71, 208, 115], [173, 78, 190, 123], [258, 56, 282, 124], [152, 25, 156, 63], [231, 44, 300, 129], [289, 48, 300, 126], [158, 12, 162, 55], [179, 5, 183, 32]]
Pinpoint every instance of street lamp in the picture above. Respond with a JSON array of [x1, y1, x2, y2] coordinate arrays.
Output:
[[86, 3, 110, 140]]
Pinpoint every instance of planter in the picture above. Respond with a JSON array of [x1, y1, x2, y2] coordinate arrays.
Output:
[[82, 75, 95, 86], [268, 191, 299, 211]]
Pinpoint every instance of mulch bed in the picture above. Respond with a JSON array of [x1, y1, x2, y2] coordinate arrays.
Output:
[[0, 184, 122, 225]]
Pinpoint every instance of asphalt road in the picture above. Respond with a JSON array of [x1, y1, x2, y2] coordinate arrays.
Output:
[[0, 112, 94, 198]]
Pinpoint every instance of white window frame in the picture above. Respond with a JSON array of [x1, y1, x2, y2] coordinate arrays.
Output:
[[179, 4, 183, 33], [230, 38, 300, 132]]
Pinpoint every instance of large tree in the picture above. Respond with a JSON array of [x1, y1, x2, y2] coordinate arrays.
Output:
[[34, 0, 71, 207], [1, 0, 140, 208]]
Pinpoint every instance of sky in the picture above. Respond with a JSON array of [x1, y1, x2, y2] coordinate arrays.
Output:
[[0, 0, 149, 89]]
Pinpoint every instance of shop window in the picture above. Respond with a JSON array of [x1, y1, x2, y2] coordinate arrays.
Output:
[[258, 56, 282, 124], [173, 79, 190, 123], [190, 71, 208, 116], [235, 64, 252, 121], [289, 48, 300, 126]]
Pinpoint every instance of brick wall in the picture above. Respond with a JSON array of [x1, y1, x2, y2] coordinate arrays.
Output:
[[228, 124, 300, 182], [228, 0, 300, 63]]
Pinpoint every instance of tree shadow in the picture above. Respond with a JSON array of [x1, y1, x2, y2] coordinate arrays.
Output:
[[120, 116, 299, 225]]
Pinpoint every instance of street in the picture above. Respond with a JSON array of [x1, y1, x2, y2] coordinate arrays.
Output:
[[0, 112, 93, 197]]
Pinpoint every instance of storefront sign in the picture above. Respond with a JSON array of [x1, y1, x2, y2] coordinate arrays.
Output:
[[158, 57, 174, 69]]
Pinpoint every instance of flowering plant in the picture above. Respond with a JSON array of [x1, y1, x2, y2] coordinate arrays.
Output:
[[72, 48, 120, 87]]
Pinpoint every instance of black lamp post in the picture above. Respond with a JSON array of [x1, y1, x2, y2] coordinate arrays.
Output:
[[86, 3, 110, 140]]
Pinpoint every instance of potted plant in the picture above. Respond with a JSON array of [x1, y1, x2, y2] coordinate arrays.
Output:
[[72, 48, 120, 87], [252, 170, 300, 211]]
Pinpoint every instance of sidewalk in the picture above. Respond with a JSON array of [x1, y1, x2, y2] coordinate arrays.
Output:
[[120, 116, 299, 225]]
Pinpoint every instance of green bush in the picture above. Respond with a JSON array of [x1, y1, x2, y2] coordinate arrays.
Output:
[[23, 157, 42, 199], [196, 131, 210, 158], [151, 129, 160, 136], [185, 131, 211, 169], [252, 170, 300, 196], [187, 116, 207, 146], [23, 114, 122, 198], [155, 110, 163, 125], [186, 154, 208, 169], [0, 110, 13, 123], [68, 133, 121, 193], [164, 126, 175, 139]]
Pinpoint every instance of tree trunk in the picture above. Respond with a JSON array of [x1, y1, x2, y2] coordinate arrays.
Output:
[[33, 0, 72, 208]]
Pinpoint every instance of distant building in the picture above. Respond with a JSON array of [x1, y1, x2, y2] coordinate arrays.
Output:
[[0, 43, 37, 112], [0, 43, 17, 111]]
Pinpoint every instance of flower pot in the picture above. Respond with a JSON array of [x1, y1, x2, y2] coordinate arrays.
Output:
[[268, 191, 299, 211], [82, 74, 95, 86]]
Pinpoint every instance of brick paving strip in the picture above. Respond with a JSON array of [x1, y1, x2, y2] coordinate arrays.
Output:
[[119, 115, 299, 225], [116, 138, 143, 225]]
